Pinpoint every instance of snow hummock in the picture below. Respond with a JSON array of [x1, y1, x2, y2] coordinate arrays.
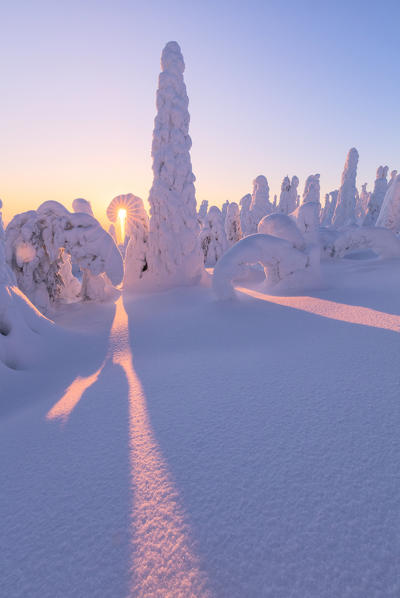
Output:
[[144, 41, 204, 289]]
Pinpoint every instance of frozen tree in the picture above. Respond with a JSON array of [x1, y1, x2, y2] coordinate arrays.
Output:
[[248, 175, 272, 233], [224, 202, 242, 247], [239, 194, 252, 236], [376, 174, 400, 233], [272, 195, 277, 211], [356, 183, 370, 223], [332, 148, 359, 228], [278, 175, 299, 215], [221, 200, 229, 222], [144, 41, 204, 289], [198, 200, 208, 223], [388, 170, 398, 189], [320, 194, 331, 226], [72, 198, 94, 216], [363, 166, 388, 226], [199, 206, 227, 266], [0, 200, 53, 369], [333, 226, 400, 259], [302, 174, 321, 206], [6, 201, 123, 310]]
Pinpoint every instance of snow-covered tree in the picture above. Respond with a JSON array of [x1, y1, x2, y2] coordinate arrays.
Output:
[[356, 183, 370, 223], [376, 174, 400, 233], [332, 148, 359, 228], [239, 194, 252, 236], [6, 201, 123, 311], [363, 166, 388, 226], [72, 198, 94, 216], [278, 175, 299, 215], [0, 200, 53, 369], [199, 206, 227, 266], [144, 41, 204, 289], [272, 195, 277, 211], [302, 174, 321, 206], [221, 200, 229, 222], [248, 175, 272, 233], [198, 200, 208, 223], [224, 202, 242, 247]]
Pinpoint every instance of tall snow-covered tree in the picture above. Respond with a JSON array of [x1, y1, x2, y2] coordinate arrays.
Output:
[[248, 175, 272, 233], [388, 170, 398, 189], [363, 166, 388, 226], [332, 148, 359, 228], [239, 194, 252, 236], [198, 200, 208, 223], [376, 174, 400, 232], [145, 41, 204, 288], [221, 200, 229, 222], [224, 202, 242, 247]]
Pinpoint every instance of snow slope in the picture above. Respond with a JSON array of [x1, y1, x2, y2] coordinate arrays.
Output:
[[2, 257, 400, 597]]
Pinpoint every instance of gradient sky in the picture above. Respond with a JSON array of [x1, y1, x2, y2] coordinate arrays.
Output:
[[2, 0, 399, 226]]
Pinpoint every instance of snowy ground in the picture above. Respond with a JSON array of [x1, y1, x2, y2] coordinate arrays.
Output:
[[2, 257, 400, 597]]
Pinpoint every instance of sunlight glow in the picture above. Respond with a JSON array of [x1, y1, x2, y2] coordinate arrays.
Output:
[[118, 208, 127, 245], [237, 287, 400, 332], [46, 367, 103, 423]]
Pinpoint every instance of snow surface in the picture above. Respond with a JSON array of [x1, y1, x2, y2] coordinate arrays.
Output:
[[2, 256, 400, 597]]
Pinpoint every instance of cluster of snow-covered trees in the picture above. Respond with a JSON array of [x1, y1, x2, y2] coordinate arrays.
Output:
[[2, 39, 400, 365]]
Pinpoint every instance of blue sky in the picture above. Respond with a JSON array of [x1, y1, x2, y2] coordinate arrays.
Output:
[[1, 0, 399, 224]]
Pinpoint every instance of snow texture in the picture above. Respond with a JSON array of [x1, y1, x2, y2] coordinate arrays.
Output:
[[332, 148, 359, 228], [363, 166, 388, 226], [224, 202, 242, 248], [144, 41, 204, 289], [375, 174, 400, 233], [356, 183, 370, 223]]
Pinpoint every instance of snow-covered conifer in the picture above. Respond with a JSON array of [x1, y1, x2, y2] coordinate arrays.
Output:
[[199, 206, 227, 266], [198, 200, 208, 223], [221, 200, 229, 222], [239, 194, 252, 236], [248, 175, 272, 233], [224, 202, 242, 247], [332, 148, 359, 228], [145, 41, 204, 288], [278, 175, 299, 215], [72, 198, 94, 216], [363, 166, 388, 226]]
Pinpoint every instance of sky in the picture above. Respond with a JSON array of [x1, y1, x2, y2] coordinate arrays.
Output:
[[1, 0, 399, 226]]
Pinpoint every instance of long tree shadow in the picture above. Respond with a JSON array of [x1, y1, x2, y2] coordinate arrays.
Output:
[[124, 286, 400, 597]]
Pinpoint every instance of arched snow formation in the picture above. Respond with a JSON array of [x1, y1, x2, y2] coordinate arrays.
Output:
[[212, 233, 318, 300]]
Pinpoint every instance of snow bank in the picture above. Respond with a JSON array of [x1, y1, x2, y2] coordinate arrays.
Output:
[[212, 233, 320, 300], [333, 226, 400, 259], [144, 41, 204, 289]]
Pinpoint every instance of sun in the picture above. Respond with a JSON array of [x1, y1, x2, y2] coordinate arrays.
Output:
[[118, 208, 127, 245]]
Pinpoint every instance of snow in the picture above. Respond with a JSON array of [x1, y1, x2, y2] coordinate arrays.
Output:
[[375, 174, 400, 233], [3, 255, 400, 597], [248, 175, 273, 233], [224, 202, 242, 248], [72, 197, 94, 216], [144, 41, 204, 289], [199, 206, 227, 266], [333, 226, 400, 259], [278, 175, 299, 215], [363, 166, 388, 226]]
